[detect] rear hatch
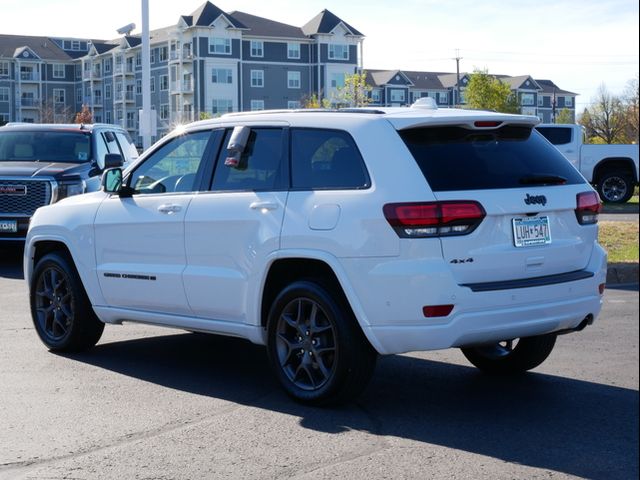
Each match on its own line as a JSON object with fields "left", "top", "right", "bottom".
{"left": 394, "top": 122, "right": 598, "bottom": 285}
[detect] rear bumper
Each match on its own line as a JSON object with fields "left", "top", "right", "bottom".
{"left": 342, "top": 244, "right": 607, "bottom": 355}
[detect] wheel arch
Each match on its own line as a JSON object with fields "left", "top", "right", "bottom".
{"left": 259, "top": 253, "right": 383, "bottom": 353}
{"left": 593, "top": 157, "right": 638, "bottom": 184}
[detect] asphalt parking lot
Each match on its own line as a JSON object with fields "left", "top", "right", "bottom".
{"left": 0, "top": 246, "right": 638, "bottom": 480}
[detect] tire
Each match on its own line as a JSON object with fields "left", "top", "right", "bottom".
{"left": 461, "top": 334, "right": 557, "bottom": 375}
{"left": 30, "top": 252, "right": 104, "bottom": 352}
{"left": 266, "top": 280, "right": 377, "bottom": 406}
{"left": 597, "top": 171, "right": 635, "bottom": 204}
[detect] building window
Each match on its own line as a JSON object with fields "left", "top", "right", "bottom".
{"left": 250, "top": 100, "right": 264, "bottom": 111}
{"left": 76, "top": 88, "right": 82, "bottom": 103}
{"left": 371, "top": 89, "right": 381, "bottom": 103}
{"left": 212, "top": 99, "right": 233, "bottom": 114}
{"left": 287, "top": 71, "right": 301, "bottom": 89}
{"left": 390, "top": 89, "right": 405, "bottom": 102}
{"left": 0, "top": 87, "right": 9, "bottom": 102}
{"left": 565, "top": 96, "right": 573, "bottom": 107}
{"left": 53, "top": 89, "right": 66, "bottom": 104}
{"left": 521, "top": 93, "right": 535, "bottom": 106}
{"left": 105, "top": 111, "right": 111, "bottom": 123}
{"left": 412, "top": 91, "right": 423, "bottom": 102}
{"left": 159, "top": 47, "right": 168, "bottom": 62}
{"left": 438, "top": 92, "right": 448, "bottom": 104}
{"left": 537, "top": 95, "right": 543, "bottom": 107}
{"left": 53, "top": 64, "right": 65, "bottom": 79}
{"left": 250, "top": 40, "right": 263, "bottom": 57}
{"left": 330, "top": 73, "right": 345, "bottom": 88}
{"left": 150, "top": 49, "right": 156, "bottom": 64}
{"left": 160, "top": 104, "right": 169, "bottom": 120}
{"left": 160, "top": 75, "right": 169, "bottom": 91}
{"left": 210, "top": 37, "right": 231, "bottom": 55}
{"left": 212, "top": 68, "right": 232, "bottom": 84}
{"left": 136, "top": 79, "right": 142, "bottom": 95}
{"left": 0, "top": 62, "right": 8, "bottom": 77}
{"left": 150, "top": 77, "right": 155, "bottom": 93}
{"left": 104, "top": 59, "right": 111, "bottom": 73}
{"left": 251, "top": 70, "right": 264, "bottom": 88}
{"left": 287, "top": 101, "right": 300, "bottom": 109}
{"left": 71, "top": 40, "right": 80, "bottom": 50}
{"left": 136, "top": 52, "right": 142, "bottom": 67}
{"left": 328, "top": 44, "right": 349, "bottom": 60}
{"left": 287, "top": 43, "right": 300, "bottom": 59}
{"left": 105, "top": 84, "right": 112, "bottom": 99}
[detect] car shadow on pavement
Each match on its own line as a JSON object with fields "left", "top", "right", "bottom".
{"left": 63, "top": 332, "right": 639, "bottom": 480}
{"left": 0, "top": 246, "right": 24, "bottom": 280}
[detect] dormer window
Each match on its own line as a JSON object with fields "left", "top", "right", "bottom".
{"left": 328, "top": 44, "right": 349, "bottom": 60}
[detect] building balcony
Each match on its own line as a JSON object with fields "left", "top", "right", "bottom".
{"left": 169, "top": 49, "right": 194, "bottom": 63}
{"left": 113, "top": 65, "right": 135, "bottom": 76}
{"left": 170, "top": 80, "right": 194, "bottom": 94}
{"left": 82, "top": 69, "right": 102, "bottom": 81}
{"left": 114, "top": 91, "right": 135, "bottom": 103}
{"left": 20, "top": 72, "right": 39, "bottom": 82}
{"left": 20, "top": 98, "right": 40, "bottom": 108}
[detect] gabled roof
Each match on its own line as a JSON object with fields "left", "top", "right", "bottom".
{"left": 91, "top": 41, "right": 117, "bottom": 55}
{"left": 402, "top": 71, "right": 451, "bottom": 90}
{"left": 535, "top": 79, "right": 578, "bottom": 96}
{"left": 497, "top": 74, "right": 539, "bottom": 90}
{"left": 0, "top": 34, "right": 72, "bottom": 61}
{"left": 302, "top": 9, "right": 363, "bottom": 36}
{"left": 229, "top": 11, "right": 307, "bottom": 39}
{"left": 366, "top": 70, "right": 413, "bottom": 87}
{"left": 124, "top": 36, "right": 142, "bottom": 48}
{"left": 188, "top": 1, "right": 246, "bottom": 29}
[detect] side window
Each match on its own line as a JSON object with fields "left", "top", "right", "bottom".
{"left": 129, "top": 131, "right": 212, "bottom": 194}
{"left": 536, "top": 127, "right": 572, "bottom": 145}
{"left": 290, "top": 129, "right": 369, "bottom": 190}
{"left": 94, "top": 134, "right": 109, "bottom": 169}
{"left": 211, "top": 128, "right": 285, "bottom": 191}
{"left": 103, "top": 131, "right": 121, "bottom": 154}
{"left": 114, "top": 131, "right": 139, "bottom": 162}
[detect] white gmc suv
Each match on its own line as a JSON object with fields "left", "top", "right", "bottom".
{"left": 24, "top": 101, "right": 607, "bottom": 405}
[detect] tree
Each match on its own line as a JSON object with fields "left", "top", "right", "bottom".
{"left": 332, "top": 72, "right": 372, "bottom": 107}
{"left": 621, "top": 75, "right": 639, "bottom": 143}
{"left": 74, "top": 104, "right": 93, "bottom": 124}
{"left": 555, "top": 108, "right": 574, "bottom": 124}
{"left": 464, "top": 69, "right": 520, "bottom": 114}
{"left": 39, "top": 98, "right": 73, "bottom": 123}
{"left": 301, "top": 92, "right": 331, "bottom": 109}
{"left": 578, "top": 83, "right": 626, "bottom": 144}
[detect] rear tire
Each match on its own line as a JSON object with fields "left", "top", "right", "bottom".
{"left": 597, "top": 171, "right": 635, "bottom": 203}
{"left": 266, "top": 280, "right": 376, "bottom": 406}
{"left": 30, "top": 252, "right": 104, "bottom": 352}
{"left": 461, "top": 334, "right": 557, "bottom": 374}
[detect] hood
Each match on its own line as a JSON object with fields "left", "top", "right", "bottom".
{"left": 0, "top": 161, "right": 90, "bottom": 178}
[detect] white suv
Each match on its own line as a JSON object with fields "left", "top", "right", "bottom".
{"left": 24, "top": 103, "right": 607, "bottom": 405}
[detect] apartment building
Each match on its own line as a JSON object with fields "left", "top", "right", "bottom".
{"left": 365, "top": 70, "right": 577, "bottom": 122}
{"left": 0, "top": 1, "right": 363, "bottom": 142}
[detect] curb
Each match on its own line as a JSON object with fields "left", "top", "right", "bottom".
{"left": 606, "top": 263, "right": 639, "bottom": 285}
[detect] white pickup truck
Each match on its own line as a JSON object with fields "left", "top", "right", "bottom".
{"left": 536, "top": 124, "right": 639, "bottom": 203}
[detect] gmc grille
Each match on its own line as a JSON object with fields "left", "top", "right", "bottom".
{"left": 0, "top": 179, "right": 53, "bottom": 216}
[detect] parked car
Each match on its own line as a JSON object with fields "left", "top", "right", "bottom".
{"left": 0, "top": 123, "right": 138, "bottom": 242}
{"left": 24, "top": 103, "right": 607, "bottom": 405}
{"left": 535, "top": 123, "right": 639, "bottom": 203}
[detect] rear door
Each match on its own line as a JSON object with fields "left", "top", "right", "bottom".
{"left": 398, "top": 124, "right": 595, "bottom": 285}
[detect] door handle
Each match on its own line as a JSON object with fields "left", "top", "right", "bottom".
{"left": 157, "top": 204, "right": 182, "bottom": 214}
{"left": 250, "top": 201, "right": 278, "bottom": 211}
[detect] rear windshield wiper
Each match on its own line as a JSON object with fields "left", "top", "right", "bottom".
{"left": 519, "top": 174, "right": 567, "bottom": 186}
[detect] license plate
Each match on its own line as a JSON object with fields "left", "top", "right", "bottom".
{"left": 0, "top": 219, "right": 18, "bottom": 233}
{"left": 512, "top": 216, "right": 551, "bottom": 247}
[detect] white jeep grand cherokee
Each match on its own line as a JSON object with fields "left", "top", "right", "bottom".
{"left": 24, "top": 101, "right": 607, "bottom": 405}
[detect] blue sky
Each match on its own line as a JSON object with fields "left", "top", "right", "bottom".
{"left": 2, "top": 0, "right": 638, "bottom": 111}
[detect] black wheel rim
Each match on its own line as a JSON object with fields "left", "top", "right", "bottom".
{"left": 34, "top": 266, "right": 73, "bottom": 341}
{"left": 476, "top": 339, "right": 519, "bottom": 359}
{"left": 602, "top": 176, "right": 627, "bottom": 202}
{"left": 275, "top": 297, "right": 337, "bottom": 391}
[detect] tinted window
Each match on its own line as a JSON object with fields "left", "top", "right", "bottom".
{"left": 114, "top": 132, "right": 139, "bottom": 161}
{"left": 290, "top": 128, "right": 369, "bottom": 190}
{"left": 0, "top": 131, "right": 91, "bottom": 163}
{"left": 399, "top": 126, "right": 585, "bottom": 192}
{"left": 536, "top": 126, "right": 573, "bottom": 145}
{"left": 129, "top": 131, "right": 212, "bottom": 194}
{"left": 211, "top": 128, "right": 285, "bottom": 191}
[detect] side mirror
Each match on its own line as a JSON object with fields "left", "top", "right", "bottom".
{"left": 104, "top": 153, "right": 124, "bottom": 169}
{"left": 102, "top": 168, "right": 123, "bottom": 193}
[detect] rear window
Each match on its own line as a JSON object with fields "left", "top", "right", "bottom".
{"left": 0, "top": 130, "right": 91, "bottom": 163}
{"left": 536, "top": 126, "right": 573, "bottom": 145}
{"left": 398, "top": 125, "right": 585, "bottom": 192}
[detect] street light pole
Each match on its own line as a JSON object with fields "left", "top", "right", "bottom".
{"left": 141, "top": 0, "right": 151, "bottom": 150}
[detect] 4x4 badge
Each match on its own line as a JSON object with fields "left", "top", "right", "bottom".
{"left": 524, "top": 193, "right": 547, "bottom": 206}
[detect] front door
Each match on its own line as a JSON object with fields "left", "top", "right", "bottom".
{"left": 94, "top": 130, "right": 214, "bottom": 315}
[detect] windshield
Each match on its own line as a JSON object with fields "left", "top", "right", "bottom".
{"left": 0, "top": 130, "right": 92, "bottom": 163}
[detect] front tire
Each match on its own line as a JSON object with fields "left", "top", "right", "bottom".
{"left": 30, "top": 252, "right": 104, "bottom": 352}
{"left": 266, "top": 280, "right": 376, "bottom": 406}
{"left": 597, "top": 171, "right": 635, "bottom": 203}
{"left": 461, "top": 334, "right": 557, "bottom": 374}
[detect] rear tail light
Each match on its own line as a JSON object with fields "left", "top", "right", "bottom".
{"left": 423, "top": 304, "right": 454, "bottom": 317}
{"left": 383, "top": 201, "right": 485, "bottom": 238}
{"left": 576, "top": 191, "right": 601, "bottom": 225}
